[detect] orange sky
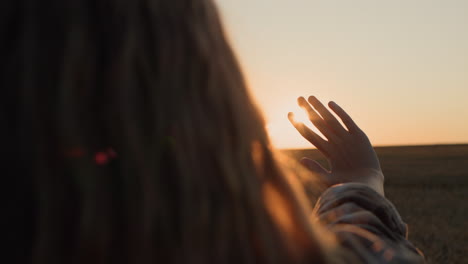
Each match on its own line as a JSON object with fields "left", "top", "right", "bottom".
{"left": 218, "top": 0, "right": 468, "bottom": 149}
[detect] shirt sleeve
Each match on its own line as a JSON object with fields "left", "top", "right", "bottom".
{"left": 313, "top": 183, "right": 426, "bottom": 264}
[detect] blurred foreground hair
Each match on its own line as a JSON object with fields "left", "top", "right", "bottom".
{"left": 2, "top": 0, "right": 331, "bottom": 263}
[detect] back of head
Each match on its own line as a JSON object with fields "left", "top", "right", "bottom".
{"left": 1, "top": 1, "right": 328, "bottom": 263}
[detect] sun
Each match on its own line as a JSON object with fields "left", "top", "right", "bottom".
{"left": 265, "top": 103, "right": 322, "bottom": 149}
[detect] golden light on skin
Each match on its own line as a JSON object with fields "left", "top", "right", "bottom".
{"left": 266, "top": 102, "right": 326, "bottom": 150}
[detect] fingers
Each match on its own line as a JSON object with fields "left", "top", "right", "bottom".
{"left": 297, "top": 97, "right": 339, "bottom": 141}
{"left": 288, "top": 112, "right": 332, "bottom": 158}
{"left": 328, "top": 101, "right": 360, "bottom": 133}
{"left": 307, "top": 96, "right": 348, "bottom": 136}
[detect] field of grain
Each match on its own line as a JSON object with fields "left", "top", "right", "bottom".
{"left": 282, "top": 144, "right": 468, "bottom": 264}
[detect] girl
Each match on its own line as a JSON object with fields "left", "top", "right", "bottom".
{"left": 2, "top": 0, "right": 424, "bottom": 263}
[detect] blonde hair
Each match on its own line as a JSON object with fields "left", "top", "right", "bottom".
{"left": 2, "top": 0, "right": 342, "bottom": 263}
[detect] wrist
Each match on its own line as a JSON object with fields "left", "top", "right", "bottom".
{"left": 358, "top": 168, "right": 385, "bottom": 196}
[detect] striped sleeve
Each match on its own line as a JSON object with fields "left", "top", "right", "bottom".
{"left": 314, "top": 183, "right": 425, "bottom": 264}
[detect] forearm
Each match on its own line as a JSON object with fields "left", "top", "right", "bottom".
{"left": 314, "top": 183, "right": 425, "bottom": 263}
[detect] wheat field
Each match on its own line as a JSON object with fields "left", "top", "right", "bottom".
{"left": 282, "top": 144, "right": 468, "bottom": 264}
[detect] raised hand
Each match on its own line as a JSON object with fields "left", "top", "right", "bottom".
{"left": 288, "top": 96, "right": 384, "bottom": 196}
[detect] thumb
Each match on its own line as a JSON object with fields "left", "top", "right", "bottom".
{"left": 300, "top": 158, "right": 329, "bottom": 176}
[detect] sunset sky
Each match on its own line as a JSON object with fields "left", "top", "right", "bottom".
{"left": 217, "top": 0, "right": 468, "bottom": 149}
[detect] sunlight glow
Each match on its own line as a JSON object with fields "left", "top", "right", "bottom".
{"left": 265, "top": 103, "right": 324, "bottom": 149}
{"left": 219, "top": 0, "right": 468, "bottom": 148}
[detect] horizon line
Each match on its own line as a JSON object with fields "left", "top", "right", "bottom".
{"left": 278, "top": 142, "right": 468, "bottom": 151}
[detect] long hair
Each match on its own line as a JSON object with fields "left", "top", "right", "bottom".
{"left": 1, "top": 0, "right": 332, "bottom": 263}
